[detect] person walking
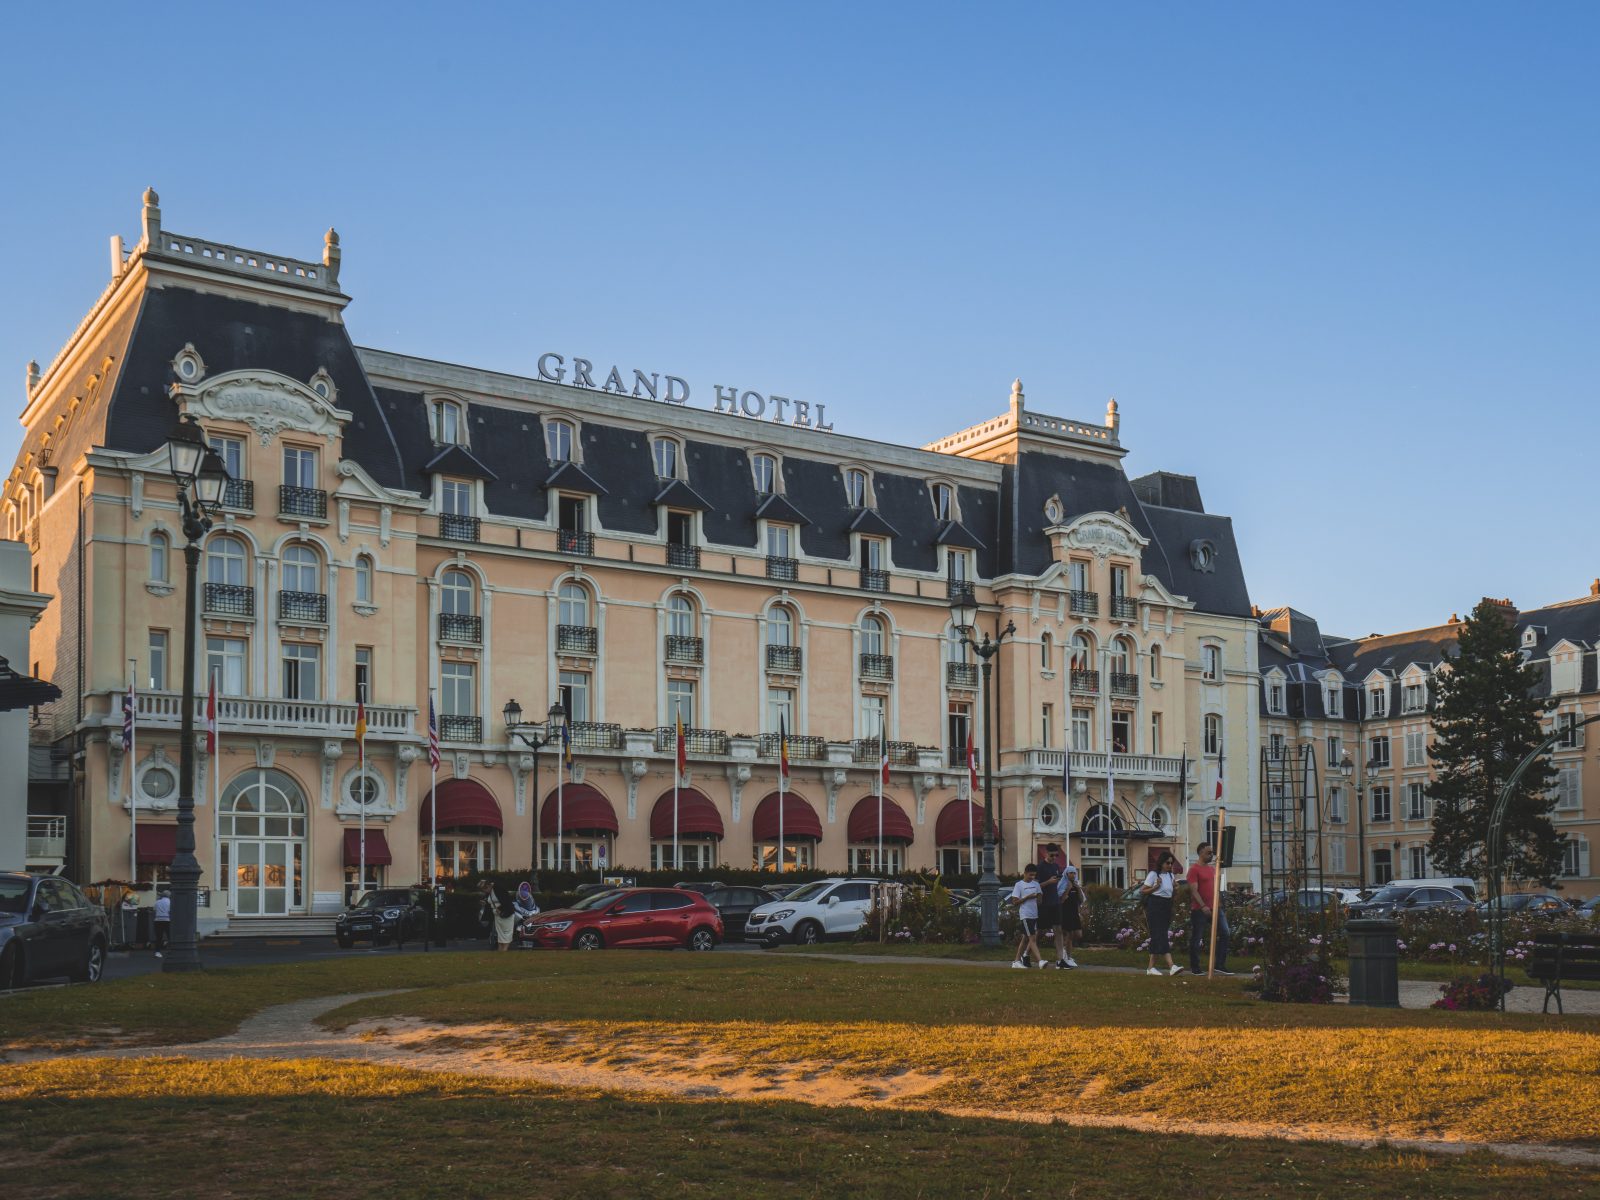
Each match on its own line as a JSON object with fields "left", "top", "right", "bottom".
{"left": 1186, "top": 841, "right": 1233, "bottom": 976}
{"left": 1034, "top": 856, "right": 1063, "bottom": 967}
{"left": 1055, "top": 858, "right": 1084, "bottom": 969}
{"left": 1006, "top": 862, "right": 1045, "bottom": 969}
{"left": 1140, "top": 852, "right": 1183, "bottom": 976}
{"left": 152, "top": 888, "right": 171, "bottom": 958}
{"left": 479, "top": 880, "right": 514, "bottom": 952}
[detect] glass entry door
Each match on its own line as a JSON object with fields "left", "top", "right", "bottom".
{"left": 220, "top": 769, "right": 308, "bottom": 916}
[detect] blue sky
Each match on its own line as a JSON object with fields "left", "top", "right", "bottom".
{"left": 2, "top": 3, "right": 1595, "bottom": 636}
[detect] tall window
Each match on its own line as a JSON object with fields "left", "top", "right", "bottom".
{"left": 931, "top": 482, "right": 952, "bottom": 521}
{"left": 767, "top": 686, "right": 795, "bottom": 733}
{"left": 767, "top": 605, "right": 794, "bottom": 647}
{"left": 1069, "top": 560, "right": 1090, "bottom": 592}
{"left": 1203, "top": 713, "right": 1221, "bottom": 756}
{"left": 860, "top": 537, "right": 885, "bottom": 571}
{"left": 1326, "top": 786, "right": 1346, "bottom": 824}
{"left": 282, "top": 643, "right": 320, "bottom": 701}
{"left": 354, "top": 647, "right": 372, "bottom": 704}
{"left": 1402, "top": 683, "right": 1426, "bottom": 712}
{"left": 433, "top": 399, "right": 465, "bottom": 445}
{"left": 440, "top": 661, "right": 476, "bottom": 716}
{"left": 667, "top": 678, "right": 696, "bottom": 726}
{"left": 283, "top": 445, "right": 317, "bottom": 489}
{"left": 148, "top": 631, "right": 169, "bottom": 691}
{"left": 1406, "top": 782, "right": 1428, "bottom": 821}
{"left": 751, "top": 453, "right": 776, "bottom": 495}
{"left": 1149, "top": 644, "right": 1161, "bottom": 681}
{"left": 1404, "top": 730, "right": 1426, "bottom": 767}
{"left": 1370, "top": 786, "right": 1392, "bottom": 823}
{"left": 149, "top": 532, "right": 170, "bottom": 583}
{"left": 1327, "top": 735, "right": 1343, "bottom": 768}
{"left": 1267, "top": 680, "right": 1285, "bottom": 714}
{"left": 1110, "top": 636, "right": 1133, "bottom": 675}
{"left": 1325, "top": 685, "right": 1342, "bottom": 717}
{"left": 1407, "top": 846, "right": 1428, "bottom": 879}
{"left": 441, "top": 479, "right": 472, "bottom": 516}
{"left": 1201, "top": 645, "right": 1221, "bottom": 681}
{"left": 1040, "top": 632, "right": 1053, "bottom": 672}
{"left": 1040, "top": 703, "right": 1053, "bottom": 747}
{"left": 282, "top": 545, "right": 320, "bottom": 594}
{"left": 1371, "top": 848, "right": 1393, "bottom": 885}
{"left": 1554, "top": 765, "right": 1582, "bottom": 812}
{"left": 844, "top": 468, "right": 868, "bottom": 507}
{"left": 1071, "top": 707, "right": 1092, "bottom": 751}
{"left": 667, "top": 593, "right": 695, "bottom": 638}
{"left": 1555, "top": 712, "right": 1581, "bottom": 750}
{"left": 1269, "top": 732, "right": 1286, "bottom": 760}
{"left": 206, "top": 637, "right": 246, "bottom": 695}
{"left": 1110, "top": 711, "right": 1131, "bottom": 754}
{"left": 1369, "top": 686, "right": 1389, "bottom": 718}
{"left": 1149, "top": 711, "right": 1162, "bottom": 754}
{"left": 1110, "top": 565, "right": 1130, "bottom": 599}
{"left": 860, "top": 613, "right": 887, "bottom": 657}
{"left": 652, "top": 438, "right": 679, "bottom": 480}
{"left": 207, "top": 534, "right": 248, "bottom": 585}
{"left": 948, "top": 549, "right": 971, "bottom": 583}
{"left": 208, "top": 435, "right": 244, "bottom": 480}
{"left": 558, "top": 670, "right": 590, "bottom": 722}
{"left": 1070, "top": 632, "right": 1093, "bottom": 671}
{"left": 947, "top": 702, "right": 972, "bottom": 766}
{"left": 1369, "top": 735, "right": 1391, "bottom": 768}
{"left": 861, "top": 692, "right": 886, "bottom": 738}
{"left": 546, "top": 419, "right": 574, "bottom": 463}
{"left": 441, "top": 569, "right": 475, "bottom": 616}
{"left": 354, "top": 555, "right": 374, "bottom": 604}
{"left": 558, "top": 582, "right": 591, "bottom": 627}
{"left": 766, "top": 523, "right": 794, "bottom": 558}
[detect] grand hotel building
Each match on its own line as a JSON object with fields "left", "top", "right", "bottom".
{"left": 7, "top": 192, "right": 1262, "bottom": 930}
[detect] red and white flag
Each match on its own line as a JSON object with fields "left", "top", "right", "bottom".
{"left": 879, "top": 724, "right": 890, "bottom": 788}
{"left": 205, "top": 672, "right": 218, "bottom": 756}
{"left": 966, "top": 727, "right": 978, "bottom": 794}
{"left": 1215, "top": 742, "right": 1225, "bottom": 802}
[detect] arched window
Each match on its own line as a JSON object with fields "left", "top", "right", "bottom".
{"left": 545, "top": 419, "right": 574, "bottom": 464}
{"left": 149, "top": 532, "right": 170, "bottom": 583}
{"left": 860, "top": 613, "right": 887, "bottom": 657}
{"left": 354, "top": 555, "right": 374, "bottom": 604}
{"left": 441, "top": 569, "right": 475, "bottom": 615}
{"left": 1204, "top": 713, "right": 1222, "bottom": 756}
{"left": 945, "top": 628, "right": 966, "bottom": 664}
{"left": 206, "top": 534, "right": 248, "bottom": 586}
{"left": 844, "top": 468, "right": 868, "bottom": 507}
{"left": 558, "top": 581, "right": 591, "bottom": 627}
{"left": 1150, "top": 806, "right": 1169, "bottom": 831}
{"left": 1070, "top": 631, "right": 1094, "bottom": 671}
{"left": 751, "top": 453, "right": 777, "bottom": 495}
{"left": 667, "top": 593, "right": 695, "bottom": 638}
{"left": 281, "top": 544, "right": 320, "bottom": 594}
{"left": 1149, "top": 644, "right": 1162, "bottom": 681}
{"left": 931, "top": 482, "right": 953, "bottom": 521}
{"left": 651, "top": 437, "right": 680, "bottom": 480}
{"left": 1040, "top": 631, "right": 1053, "bottom": 672}
{"left": 767, "top": 604, "right": 795, "bottom": 647}
{"left": 1110, "top": 636, "right": 1134, "bottom": 675}
{"left": 432, "top": 399, "right": 465, "bottom": 446}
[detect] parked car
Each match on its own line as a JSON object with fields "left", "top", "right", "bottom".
{"left": 744, "top": 879, "right": 877, "bottom": 947}
{"left": 1347, "top": 883, "right": 1474, "bottom": 920}
{"left": 673, "top": 881, "right": 722, "bottom": 895}
{"left": 765, "top": 883, "right": 809, "bottom": 900}
{"left": 1473, "top": 892, "right": 1571, "bottom": 918}
{"left": 0, "top": 872, "right": 112, "bottom": 987}
{"left": 335, "top": 887, "right": 430, "bottom": 948}
{"left": 1577, "top": 896, "right": 1600, "bottom": 921}
{"left": 1257, "top": 888, "right": 1349, "bottom": 915}
{"left": 574, "top": 882, "right": 625, "bottom": 899}
{"left": 703, "top": 886, "right": 779, "bottom": 938}
{"left": 1386, "top": 876, "right": 1477, "bottom": 902}
{"left": 521, "top": 887, "right": 722, "bottom": 951}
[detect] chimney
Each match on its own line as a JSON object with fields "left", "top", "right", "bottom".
{"left": 109, "top": 235, "right": 124, "bottom": 279}
{"left": 1590, "top": 579, "right": 1600, "bottom": 597}
{"left": 1480, "top": 597, "right": 1519, "bottom": 624}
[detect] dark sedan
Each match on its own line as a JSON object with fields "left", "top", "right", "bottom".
{"left": 1348, "top": 883, "right": 1473, "bottom": 920}
{"left": 1473, "top": 892, "right": 1571, "bottom": 918}
{"left": 703, "top": 885, "right": 779, "bottom": 937}
{"left": 0, "top": 872, "right": 112, "bottom": 987}
{"left": 335, "top": 887, "right": 430, "bottom": 948}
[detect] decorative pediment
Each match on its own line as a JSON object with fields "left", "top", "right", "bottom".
{"left": 1049, "top": 511, "right": 1148, "bottom": 562}
{"left": 174, "top": 369, "right": 352, "bottom": 447}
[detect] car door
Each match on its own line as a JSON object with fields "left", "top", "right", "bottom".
{"left": 650, "top": 891, "right": 697, "bottom": 946}
{"left": 601, "top": 893, "right": 656, "bottom": 946}
{"left": 31, "top": 879, "right": 76, "bottom": 979}
{"left": 825, "top": 883, "right": 873, "bottom": 936}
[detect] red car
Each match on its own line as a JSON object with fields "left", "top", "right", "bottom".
{"left": 521, "top": 887, "right": 723, "bottom": 951}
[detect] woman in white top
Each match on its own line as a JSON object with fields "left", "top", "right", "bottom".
{"left": 1140, "top": 851, "right": 1183, "bottom": 976}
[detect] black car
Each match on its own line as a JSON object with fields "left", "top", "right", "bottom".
{"left": 0, "top": 872, "right": 112, "bottom": 987}
{"left": 673, "top": 881, "right": 723, "bottom": 895}
{"left": 335, "top": 887, "right": 429, "bottom": 948}
{"left": 1347, "top": 883, "right": 1473, "bottom": 920}
{"left": 1473, "top": 892, "right": 1571, "bottom": 918}
{"left": 703, "top": 885, "right": 779, "bottom": 937}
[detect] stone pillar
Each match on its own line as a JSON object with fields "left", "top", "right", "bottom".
{"left": 0, "top": 539, "right": 52, "bottom": 870}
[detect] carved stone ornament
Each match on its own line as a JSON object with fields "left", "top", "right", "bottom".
{"left": 626, "top": 759, "right": 649, "bottom": 819}
{"left": 175, "top": 370, "right": 352, "bottom": 447}
{"left": 255, "top": 740, "right": 276, "bottom": 769}
{"left": 1059, "top": 512, "right": 1147, "bottom": 561}
{"left": 1043, "top": 493, "right": 1065, "bottom": 526}
{"left": 824, "top": 768, "right": 847, "bottom": 821}
{"left": 726, "top": 763, "right": 751, "bottom": 822}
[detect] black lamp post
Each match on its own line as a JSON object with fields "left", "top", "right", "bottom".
{"left": 950, "top": 590, "right": 1014, "bottom": 948}
{"left": 1339, "top": 752, "right": 1366, "bottom": 890}
{"left": 503, "top": 698, "right": 566, "bottom": 873}
{"left": 161, "top": 413, "right": 230, "bottom": 973}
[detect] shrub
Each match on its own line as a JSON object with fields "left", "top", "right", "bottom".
{"left": 1433, "top": 972, "right": 1514, "bottom": 1011}
{"left": 857, "top": 880, "right": 977, "bottom": 945}
{"left": 1257, "top": 962, "right": 1336, "bottom": 1004}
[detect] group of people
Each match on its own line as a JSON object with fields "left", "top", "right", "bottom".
{"left": 1005, "top": 841, "right": 1232, "bottom": 976}
{"left": 478, "top": 879, "right": 541, "bottom": 950}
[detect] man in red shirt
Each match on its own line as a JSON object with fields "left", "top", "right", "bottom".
{"left": 1186, "top": 842, "right": 1232, "bottom": 976}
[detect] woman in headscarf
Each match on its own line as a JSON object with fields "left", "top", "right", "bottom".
{"left": 514, "top": 881, "right": 540, "bottom": 918}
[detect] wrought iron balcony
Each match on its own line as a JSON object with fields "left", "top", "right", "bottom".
{"left": 667, "top": 543, "right": 701, "bottom": 569}
{"left": 438, "top": 612, "right": 482, "bottom": 644}
{"left": 203, "top": 582, "right": 255, "bottom": 618}
{"left": 557, "top": 530, "right": 594, "bottom": 556}
{"left": 278, "top": 485, "right": 328, "bottom": 520}
{"left": 948, "top": 743, "right": 970, "bottom": 768}
{"left": 568, "top": 721, "right": 622, "bottom": 750}
{"left": 1111, "top": 595, "right": 1137, "bottom": 620}
{"left": 656, "top": 725, "right": 730, "bottom": 756}
{"left": 1110, "top": 672, "right": 1139, "bottom": 697}
{"left": 440, "top": 513, "right": 480, "bottom": 542}
{"left": 766, "top": 555, "right": 798, "bottom": 582}
{"left": 759, "top": 731, "right": 826, "bottom": 760}
{"left": 859, "top": 653, "right": 895, "bottom": 681}
{"left": 947, "top": 578, "right": 976, "bottom": 605}
{"left": 1070, "top": 669, "right": 1100, "bottom": 695}
{"left": 278, "top": 590, "right": 328, "bottom": 624}
{"left": 1069, "top": 590, "right": 1098, "bottom": 616}
{"left": 664, "top": 634, "right": 703, "bottom": 665}
{"left": 557, "top": 625, "right": 598, "bottom": 655}
{"left": 946, "top": 661, "right": 978, "bottom": 689}
{"left": 438, "top": 714, "right": 482, "bottom": 743}
{"left": 221, "top": 478, "right": 254, "bottom": 511}
{"left": 859, "top": 567, "right": 888, "bottom": 593}
{"left": 852, "top": 738, "right": 918, "bottom": 766}
{"left": 766, "top": 644, "right": 802, "bottom": 673}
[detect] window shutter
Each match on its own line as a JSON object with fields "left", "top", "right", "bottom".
{"left": 1580, "top": 839, "right": 1591, "bottom": 878}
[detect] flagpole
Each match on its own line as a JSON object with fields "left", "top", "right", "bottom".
{"left": 358, "top": 685, "right": 367, "bottom": 901}
{"left": 211, "top": 667, "right": 221, "bottom": 909}
{"left": 673, "top": 715, "right": 682, "bottom": 873}
{"left": 557, "top": 732, "right": 565, "bottom": 873}
{"left": 429, "top": 690, "right": 438, "bottom": 888}
{"left": 128, "top": 660, "right": 137, "bottom": 887}
{"left": 877, "top": 718, "right": 885, "bottom": 876}
{"left": 967, "top": 728, "right": 976, "bottom": 874}
{"left": 778, "top": 717, "right": 786, "bottom": 874}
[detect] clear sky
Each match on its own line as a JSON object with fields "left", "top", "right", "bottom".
{"left": 2, "top": 3, "right": 1595, "bottom": 637}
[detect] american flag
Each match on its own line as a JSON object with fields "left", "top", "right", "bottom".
{"left": 123, "top": 679, "right": 135, "bottom": 748}
{"left": 427, "top": 696, "right": 440, "bottom": 770}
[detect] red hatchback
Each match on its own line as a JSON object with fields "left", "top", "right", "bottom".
{"left": 522, "top": 887, "right": 723, "bottom": 951}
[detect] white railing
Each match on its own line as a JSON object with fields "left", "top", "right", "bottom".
{"left": 159, "top": 232, "right": 331, "bottom": 288}
{"left": 1027, "top": 749, "right": 1185, "bottom": 781}
{"left": 26, "top": 815, "right": 66, "bottom": 861}
{"left": 1020, "top": 411, "right": 1118, "bottom": 444}
{"left": 119, "top": 691, "right": 414, "bottom": 738}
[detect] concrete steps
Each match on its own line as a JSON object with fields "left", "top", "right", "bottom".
{"left": 209, "top": 916, "right": 340, "bottom": 939}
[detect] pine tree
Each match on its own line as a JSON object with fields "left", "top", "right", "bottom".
{"left": 1426, "top": 600, "right": 1566, "bottom": 886}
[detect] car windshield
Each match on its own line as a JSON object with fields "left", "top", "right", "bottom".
{"left": 782, "top": 882, "right": 834, "bottom": 904}
{"left": 568, "top": 890, "right": 623, "bottom": 911}
{"left": 352, "top": 890, "right": 412, "bottom": 909}
{"left": 0, "top": 878, "right": 30, "bottom": 914}
{"left": 1366, "top": 886, "right": 1413, "bottom": 904}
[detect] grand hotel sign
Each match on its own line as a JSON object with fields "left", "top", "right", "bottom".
{"left": 536, "top": 352, "right": 836, "bottom": 432}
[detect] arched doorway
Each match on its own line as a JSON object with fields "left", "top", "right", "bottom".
{"left": 220, "top": 769, "right": 308, "bottom": 915}
{"left": 1080, "top": 802, "right": 1127, "bottom": 888}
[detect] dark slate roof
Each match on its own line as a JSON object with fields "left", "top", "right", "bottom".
{"left": 422, "top": 443, "right": 498, "bottom": 480}
{"left": 1138, "top": 505, "right": 1253, "bottom": 619}
{"left": 652, "top": 479, "right": 712, "bottom": 511}
{"left": 545, "top": 461, "right": 608, "bottom": 496}
{"left": 848, "top": 508, "right": 900, "bottom": 538}
{"left": 1129, "top": 471, "right": 1205, "bottom": 513}
{"left": 935, "top": 520, "right": 985, "bottom": 550}
{"left": 755, "top": 494, "right": 810, "bottom": 526}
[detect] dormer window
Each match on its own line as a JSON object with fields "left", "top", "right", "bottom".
{"left": 1369, "top": 686, "right": 1389, "bottom": 718}
{"left": 1401, "top": 681, "right": 1427, "bottom": 713}
{"left": 1326, "top": 687, "right": 1342, "bottom": 718}
{"left": 931, "top": 482, "right": 953, "bottom": 521}
{"left": 844, "top": 468, "right": 868, "bottom": 508}
{"left": 546, "top": 419, "right": 575, "bottom": 464}
{"left": 432, "top": 399, "right": 466, "bottom": 446}
{"left": 652, "top": 437, "right": 680, "bottom": 481}
{"left": 751, "top": 453, "right": 777, "bottom": 496}
{"left": 1267, "top": 680, "right": 1285, "bottom": 715}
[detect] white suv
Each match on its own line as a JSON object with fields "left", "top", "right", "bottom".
{"left": 743, "top": 879, "right": 876, "bottom": 947}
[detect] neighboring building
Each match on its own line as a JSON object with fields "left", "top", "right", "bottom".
{"left": 0, "top": 538, "right": 54, "bottom": 870}
{"left": 5, "top": 192, "right": 1262, "bottom": 928}
{"left": 1256, "top": 593, "right": 1599, "bottom": 899}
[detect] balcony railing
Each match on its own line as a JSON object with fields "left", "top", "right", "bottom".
{"left": 760, "top": 732, "right": 826, "bottom": 761}
{"left": 438, "top": 714, "right": 482, "bottom": 743}
{"left": 859, "top": 653, "right": 895, "bottom": 681}
{"left": 278, "top": 485, "right": 328, "bottom": 520}
{"left": 26, "top": 815, "right": 66, "bottom": 863}
{"left": 1070, "top": 668, "right": 1100, "bottom": 695}
{"left": 1111, "top": 595, "right": 1137, "bottom": 620}
{"left": 557, "top": 625, "right": 598, "bottom": 655}
{"left": 557, "top": 530, "right": 594, "bottom": 556}
{"left": 1110, "top": 672, "right": 1140, "bottom": 697}
{"left": 664, "top": 634, "right": 703, "bottom": 665}
{"left": 203, "top": 582, "right": 255, "bottom": 618}
{"left": 440, "top": 513, "right": 480, "bottom": 542}
{"left": 1069, "top": 590, "right": 1098, "bottom": 616}
{"left": 766, "top": 644, "right": 802, "bottom": 673}
{"left": 568, "top": 721, "right": 622, "bottom": 751}
{"left": 852, "top": 738, "right": 918, "bottom": 766}
{"left": 221, "top": 478, "right": 254, "bottom": 511}
{"left": 438, "top": 612, "right": 482, "bottom": 643}
{"left": 948, "top": 743, "right": 970, "bottom": 768}
{"left": 859, "top": 567, "right": 888, "bottom": 593}
{"left": 766, "top": 555, "right": 798, "bottom": 582}
{"left": 947, "top": 579, "right": 975, "bottom": 604}
{"left": 121, "top": 690, "right": 415, "bottom": 738}
{"left": 667, "top": 543, "right": 701, "bottom": 569}
{"left": 946, "top": 661, "right": 978, "bottom": 689}
{"left": 1025, "top": 749, "right": 1186, "bottom": 782}
{"left": 655, "top": 726, "right": 731, "bottom": 756}
{"left": 278, "top": 590, "right": 328, "bottom": 624}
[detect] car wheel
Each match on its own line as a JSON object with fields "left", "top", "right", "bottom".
{"left": 336, "top": 934, "right": 354, "bottom": 949}
{"left": 688, "top": 927, "right": 716, "bottom": 952}
{"left": 794, "top": 921, "right": 822, "bottom": 946}
{"left": 574, "top": 930, "right": 603, "bottom": 951}
{"left": 0, "top": 944, "right": 21, "bottom": 989}
{"left": 72, "top": 938, "right": 107, "bottom": 984}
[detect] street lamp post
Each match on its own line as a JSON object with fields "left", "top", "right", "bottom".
{"left": 1339, "top": 752, "right": 1366, "bottom": 890}
{"left": 161, "top": 413, "right": 231, "bottom": 973}
{"left": 950, "top": 590, "right": 1014, "bottom": 948}
{"left": 502, "top": 698, "right": 567, "bottom": 873}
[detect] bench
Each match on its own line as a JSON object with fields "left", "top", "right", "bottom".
{"left": 1527, "top": 932, "right": 1600, "bottom": 1014}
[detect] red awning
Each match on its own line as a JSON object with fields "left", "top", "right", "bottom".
{"left": 540, "top": 783, "right": 619, "bottom": 836}
{"left": 649, "top": 789, "right": 725, "bottom": 840}
{"left": 750, "top": 792, "right": 823, "bottom": 842}
{"left": 135, "top": 824, "right": 177, "bottom": 864}
{"left": 847, "top": 796, "right": 914, "bottom": 844}
{"left": 342, "top": 828, "right": 393, "bottom": 867}
{"left": 417, "top": 778, "right": 504, "bottom": 833}
{"left": 935, "top": 799, "right": 988, "bottom": 846}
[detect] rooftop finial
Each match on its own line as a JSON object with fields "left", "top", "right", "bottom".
{"left": 143, "top": 187, "right": 159, "bottom": 207}
{"left": 1105, "top": 396, "right": 1120, "bottom": 436}
{"left": 325, "top": 227, "right": 340, "bottom": 248}
{"left": 140, "top": 187, "right": 162, "bottom": 249}
{"left": 25, "top": 360, "right": 40, "bottom": 394}
{"left": 322, "top": 227, "right": 342, "bottom": 286}
{"left": 1010, "top": 377, "right": 1024, "bottom": 416}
